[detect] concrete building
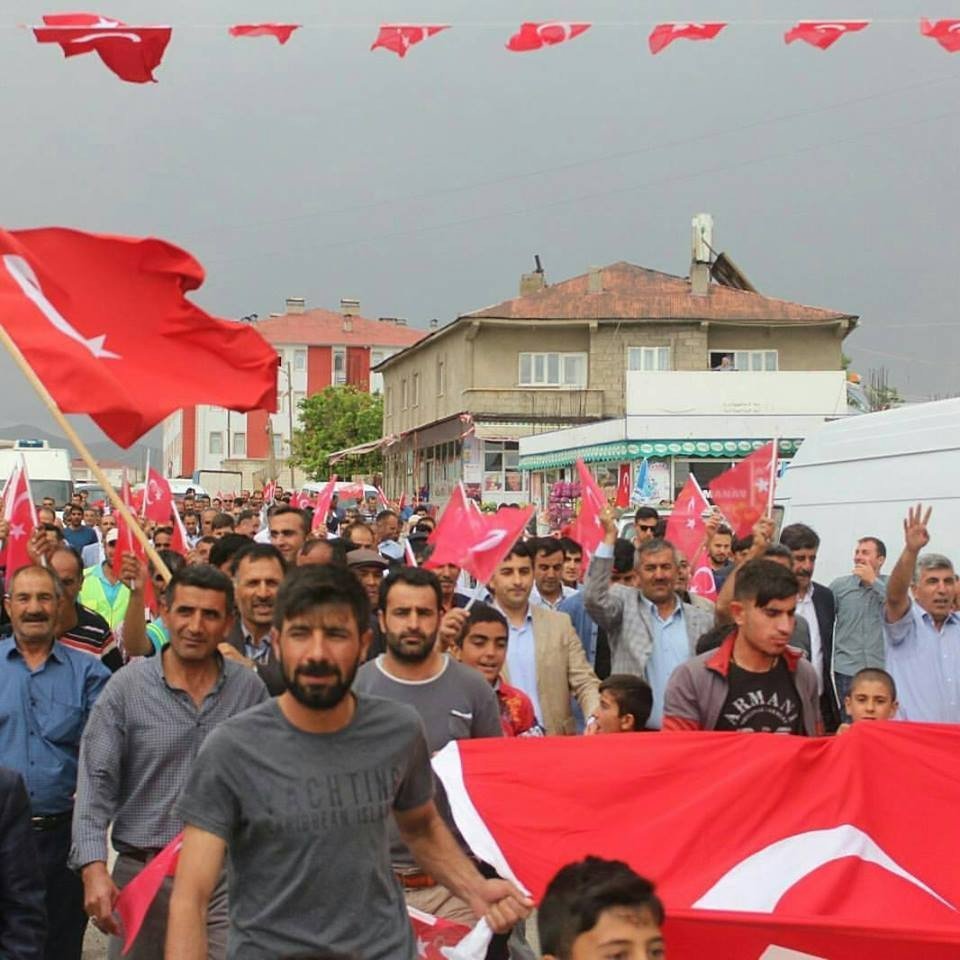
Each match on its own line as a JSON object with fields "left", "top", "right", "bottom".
{"left": 375, "top": 215, "right": 858, "bottom": 507}
{"left": 163, "top": 298, "right": 425, "bottom": 488}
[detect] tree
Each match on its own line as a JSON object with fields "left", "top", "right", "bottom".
{"left": 289, "top": 386, "right": 384, "bottom": 480}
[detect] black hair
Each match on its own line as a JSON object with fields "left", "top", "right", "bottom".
{"left": 238, "top": 509, "right": 257, "bottom": 524}
{"left": 268, "top": 505, "right": 308, "bottom": 535}
{"left": 164, "top": 563, "right": 234, "bottom": 612}
{"left": 634, "top": 506, "right": 659, "bottom": 524}
{"left": 612, "top": 538, "right": 636, "bottom": 574}
{"left": 50, "top": 545, "right": 83, "bottom": 577}
{"left": 197, "top": 535, "right": 217, "bottom": 547}
{"left": 599, "top": 675, "right": 653, "bottom": 730}
{"left": 763, "top": 543, "right": 795, "bottom": 563}
{"left": 209, "top": 533, "right": 254, "bottom": 570}
{"left": 732, "top": 534, "right": 754, "bottom": 554}
{"left": 299, "top": 537, "right": 348, "bottom": 567}
{"left": 42, "top": 523, "right": 64, "bottom": 540}
{"left": 733, "top": 559, "right": 799, "bottom": 607}
{"left": 273, "top": 564, "right": 370, "bottom": 634}
{"left": 858, "top": 536, "right": 887, "bottom": 559}
{"left": 230, "top": 542, "right": 287, "bottom": 576}
{"left": 531, "top": 537, "right": 564, "bottom": 560}
{"left": 539, "top": 857, "right": 664, "bottom": 959}
{"left": 153, "top": 550, "right": 186, "bottom": 579}
{"left": 375, "top": 509, "right": 399, "bottom": 524}
{"left": 713, "top": 524, "right": 733, "bottom": 539}
{"left": 454, "top": 602, "right": 508, "bottom": 647}
{"left": 503, "top": 539, "right": 533, "bottom": 563}
{"left": 779, "top": 522, "right": 820, "bottom": 551}
{"left": 211, "top": 513, "right": 236, "bottom": 531}
{"left": 849, "top": 667, "right": 897, "bottom": 701}
{"left": 378, "top": 565, "right": 442, "bottom": 613}
{"left": 557, "top": 536, "right": 582, "bottom": 558}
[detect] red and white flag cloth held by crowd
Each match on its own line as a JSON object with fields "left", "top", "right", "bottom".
{"left": 506, "top": 22, "right": 591, "bottom": 52}
{"left": 1, "top": 460, "right": 38, "bottom": 586}
{"left": 648, "top": 22, "right": 727, "bottom": 54}
{"left": 784, "top": 20, "right": 870, "bottom": 49}
{"left": 33, "top": 12, "right": 172, "bottom": 83}
{"left": 708, "top": 441, "right": 777, "bottom": 539}
{"left": 229, "top": 24, "right": 301, "bottom": 45}
{"left": 434, "top": 723, "right": 960, "bottom": 959}
{"left": 141, "top": 468, "right": 173, "bottom": 525}
{"left": 370, "top": 24, "right": 448, "bottom": 58}
{"left": 310, "top": 480, "right": 337, "bottom": 534}
{"left": 0, "top": 227, "right": 278, "bottom": 449}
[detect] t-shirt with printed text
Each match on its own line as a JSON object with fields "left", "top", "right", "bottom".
{"left": 713, "top": 657, "right": 805, "bottom": 734}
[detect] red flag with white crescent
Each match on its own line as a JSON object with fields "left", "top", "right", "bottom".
{"left": 142, "top": 468, "right": 173, "bottom": 524}
{"left": 371, "top": 24, "right": 448, "bottom": 58}
{"left": 1, "top": 460, "right": 39, "bottom": 586}
{"left": 505, "top": 22, "right": 591, "bottom": 52}
{"left": 228, "top": 24, "right": 300, "bottom": 45}
{"left": 648, "top": 21, "right": 727, "bottom": 55}
{"left": 433, "top": 725, "right": 960, "bottom": 958}
{"left": 784, "top": 21, "right": 870, "bottom": 49}
{"left": 568, "top": 459, "right": 607, "bottom": 566}
{"left": 920, "top": 18, "right": 960, "bottom": 52}
{"left": 615, "top": 464, "right": 631, "bottom": 509}
{"left": 665, "top": 475, "right": 709, "bottom": 564}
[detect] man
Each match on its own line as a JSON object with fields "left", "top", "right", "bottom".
{"left": 74, "top": 565, "right": 267, "bottom": 960}
{"left": 584, "top": 508, "right": 713, "bottom": 729}
{"left": 49, "top": 547, "right": 122, "bottom": 673}
{"left": 375, "top": 508, "right": 401, "bottom": 545}
{"left": 234, "top": 509, "right": 259, "bottom": 538}
{"left": 210, "top": 513, "right": 235, "bottom": 539}
{"left": 883, "top": 504, "right": 960, "bottom": 723}
{"left": 81, "top": 513, "right": 115, "bottom": 570}
{"left": 530, "top": 539, "right": 577, "bottom": 610}
{"left": 167, "top": 565, "right": 530, "bottom": 960}
{"left": 663, "top": 559, "right": 821, "bottom": 735}
{"left": 268, "top": 505, "right": 308, "bottom": 565}
{"left": 208, "top": 534, "right": 251, "bottom": 576}
{"left": 344, "top": 522, "right": 376, "bottom": 549}
{"left": 431, "top": 559, "right": 469, "bottom": 613}
{"left": 559, "top": 538, "right": 583, "bottom": 590}
{"left": 587, "top": 675, "right": 652, "bottom": 734}
{"left": 199, "top": 508, "right": 217, "bottom": 538}
{"left": 297, "top": 537, "right": 346, "bottom": 567}
{"left": 705, "top": 524, "right": 734, "bottom": 592}
{"left": 220, "top": 543, "right": 287, "bottom": 696}
{"left": 450, "top": 541, "right": 599, "bottom": 736}
{"left": 633, "top": 507, "right": 659, "bottom": 548}
{"left": 182, "top": 511, "right": 200, "bottom": 545}
{"left": 830, "top": 536, "right": 888, "bottom": 714}
{"left": 0, "top": 765, "right": 46, "bottom": 960}
{"left": 62, "top": 505, "right": 98, "bottom": 554}
{"left": 190, "top": 536, "right": 216, "bottom": 565}
{"left": 78, "top": 529, "right": 130, "bottom": 630}
{"left": 82, "top": 506, "right": 101, "bottom": 531}
{"left": 0, "top": 565, "right": 110, "bottom": 959}
{"left": 538, "top": 857, "right": 665, "bottom": 960}
{"left": 779, "top": 522, "right": 839, "bottom": 730}
{"left": 152, "top": 527, "right": 173, "bottom": 552}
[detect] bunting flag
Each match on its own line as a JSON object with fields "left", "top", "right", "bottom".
{"left": 708, "top": 442, "right": 777, "bottom": 539}
{"left": 33, "top": 12, "right": 172, "bottom": 83}
{"left": 506, "top": 22, "right": 591, "bottom": 52}
{"left": 568, "top": 459, "right": 607, "bottom": 566}
{"left": 648, "top": 21, "right": 727, "bottom": 55}
{"left": 920, "top": 18, "right": 960, "bottom": 52}
{"left": 371, "top": 24, "right": 448, "bottom": 58}
{"left": 228, "top": 24, "right": 300, "bottom": 45}
{"left": 784, "top": 21, "right": 870, "bottom": 49}
{"left": 433, "top": 723, "right": 960, "bottom": 959}
{"left": 0, "top": 227, "right": 278, "bottom": 448}
{"left": 1, "top": 460, "right": 39, "bottom": 586}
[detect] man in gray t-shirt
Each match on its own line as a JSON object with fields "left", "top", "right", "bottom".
{"left": 167, "top": 566, "right": 531, "bottom": 960}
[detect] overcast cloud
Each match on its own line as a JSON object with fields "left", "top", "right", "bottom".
{"left": 3, "top": 0, "right": 958, "bottom": 447}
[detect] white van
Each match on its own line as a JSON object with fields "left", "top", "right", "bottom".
{"left": 0, "top": 440, "right": 73, "bottom": 506}
{"left": 775, "top": 399, "right": 960, "bottom": 583}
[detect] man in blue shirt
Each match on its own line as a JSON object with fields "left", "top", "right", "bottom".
{"left": 61, "top": 505, "right": 99, "bottom": 555}
{"left": 0, "top": 564, "right": 110, "bottom": 959}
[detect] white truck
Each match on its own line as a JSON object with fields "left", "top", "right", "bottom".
{"left": 0, "top": 439, "right": 73, "bottom": 506}
{"left": 774, "top": 399, "right": 960, "bottom": 583}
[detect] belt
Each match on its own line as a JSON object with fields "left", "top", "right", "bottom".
{"left": 30, "top": 811, "right": 73, "bottom": 832}
{"left": 396, "top": 871, "right": 438, "bottom": 890}
{"left": 122, "top": 848, "right": 163, "bottom": 864}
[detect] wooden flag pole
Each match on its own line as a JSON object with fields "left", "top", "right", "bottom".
{"left": 0, "top": 325, "right": 172, "bottom": 583}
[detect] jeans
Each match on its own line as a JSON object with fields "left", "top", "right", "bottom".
{"left": 34, "top": 820, "right": 87, "bottom": 960}
{"left": 834, "top": 672, "right": 854, "bottom": 723}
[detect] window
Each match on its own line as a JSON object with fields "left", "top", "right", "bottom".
{"left": 437, "top": 358, "right": 445, "bottom": 396}
{"left": 232, "top": 432, "right": 246, "bottom": 457}
{"left": 413, "top": 373, "right": 421, "bottom": 407}
{"left": 293, "top": 391, "right": 305, "bottom": 416}
{"left": 401, "top": 379, "right": 408, "bottom": 410}
{"left": 208, "top": 432, "right": 223, "bottom": 455}
{"left": 709, "top": 350, "right": 778, "bottom": 371}
{"left": 483, "top": 441, "right": 523, "bottom": 493}
{"left": 294, "top": 349, "right": 307, "bottom": 372}
{"left": 333, "top": 346, "right": 347, "bottom": 385}
{"left": 627, "top": 346, "right": 671, "bottom": 371}
{"left": 518, "top": 352, "right": 587, "bottom": 387}
{"left": 272, "top": 433, "right": 284, "bottom": 458}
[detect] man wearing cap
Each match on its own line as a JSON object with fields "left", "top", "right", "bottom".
{"left": 348, "top": 548, "right": 388, "bottom": 661}
{"left": 78, "top": 529, "right": 130, "bottom": 631}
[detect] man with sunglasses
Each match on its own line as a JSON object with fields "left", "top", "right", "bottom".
{"left": 633, "top": 507, "right": 660, "bottom": 548}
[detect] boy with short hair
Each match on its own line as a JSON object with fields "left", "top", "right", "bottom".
{"left": 588, "top": 675, "right": 652, "bottom": 734}
{"left": 452, "top": 603, "right": 542, "bottom": 737}
{"left": 840, "top": 667, "right": 898, "bottom": 729}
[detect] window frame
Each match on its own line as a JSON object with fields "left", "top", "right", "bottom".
{"left": 709, "top": 349, "right": 779, "bottom": 372}
{"left": 517, "top": 351, "right": 588, "bottom": 388}
{"left": 627, "top": 345, "right": 671, "bottom": 372}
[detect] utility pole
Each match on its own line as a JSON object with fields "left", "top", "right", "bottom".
{"left": 285, "top": 362, "right": 295, "bottom": 488}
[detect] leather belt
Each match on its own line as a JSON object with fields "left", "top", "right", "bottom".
{"left": 396, "top": 871, "right": 438, "bottom": 889}
{"left": 30, "top": 811, "right": 73, "bottom": 832}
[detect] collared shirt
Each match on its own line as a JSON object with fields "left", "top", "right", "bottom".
{"left": 241, "top": 624, "right": 273, "bottom": 665}
{"left": 830, "top": 574, "right": 888, "bottom": 675}
{"left": 495, "top": 603, "right": 544, "bottom": 724}
{"left": 530, "top": 583, "right": 577, "bottom": 611}
{"left": 642, "top": 596, "right": 687, "bottom": 729}
{"left": 70, "top": 648, "right": 268, "bottom": 868}
{"left": 885, "top": 600, "right": 960, "bottom": 723}
{"left": 59, "top": 603, "right": 122, "bottom": 672}
{"left": 796, "top": 591, "right": 823, "bottom": 694}
{"left": 0, "top": 637, "right": 110, "bottom": 814}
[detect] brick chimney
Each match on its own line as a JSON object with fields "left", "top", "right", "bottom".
{"left": 285, "top": 297, "right": 306, "bottom": 314}
{"left": 520, "top": 254, "right": 546, "bottom": 296}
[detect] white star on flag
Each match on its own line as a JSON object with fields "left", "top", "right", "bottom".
{"left": 686, "top": 518, "right": 696, "bottom": 529}
{"left": 754, "top": 477, "right": 770, "bottom": 493}
{"left": 9, "top": 523, "right": 25, "bottom": 540}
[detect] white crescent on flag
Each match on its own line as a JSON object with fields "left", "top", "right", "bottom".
{"left": 536, "top": 22, "right": 574, "bottom": 41}
{"left": 70, "top": 31, "right": 143, "bottom": 43}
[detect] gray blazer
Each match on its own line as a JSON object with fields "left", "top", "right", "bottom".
{"left": 584, "top": 554, "right": 715, "bottom": 678}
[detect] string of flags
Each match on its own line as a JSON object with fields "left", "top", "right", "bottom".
{"left": 22, "top": 13, "right": 960, "bottom": 83}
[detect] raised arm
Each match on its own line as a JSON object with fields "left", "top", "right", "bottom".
{"left": 715, "top": 517, "right": 774, "bottom": 623}
{"left": 583, "top": 506, "right": 626, "bottom": 633}
{"left": 118, "top": 554, "right": 153, "bottom": 657}
{"left": 885, "top": 504, "right": 931, "bottom": 623}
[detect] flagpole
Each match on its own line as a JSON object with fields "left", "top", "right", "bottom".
{"left": 768, "top": 436, "right": 779, "bottom": 517}
{"left": 140, "top": 448, "right": 150, "bottom": 519}
{"left": 0, "top": 325, "right": 171, "bottom": 582}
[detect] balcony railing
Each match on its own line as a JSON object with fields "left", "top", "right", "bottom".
{"left": 461, "top": 387, "right": 605, "bottom": 421}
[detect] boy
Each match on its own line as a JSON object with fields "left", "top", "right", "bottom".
{"left": 838, "top": 667, "right": 898, "bottom": 731}
{"left": 587, "top": 675, "right": 652, "bottom": 734}
{"left": 452, "top": 603, "right": 542, "bottom": 736}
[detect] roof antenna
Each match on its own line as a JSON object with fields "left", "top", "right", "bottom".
{"left": 534, "top": 254, "right": 544, "bottom": 275}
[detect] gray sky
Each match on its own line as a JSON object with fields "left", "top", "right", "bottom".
{"left": 3, "top": 0, "right": 959, "bottom": 449}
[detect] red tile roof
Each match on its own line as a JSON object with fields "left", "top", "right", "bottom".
{"left": 251, "top": 310, "right": 427, "bottom": 348}
{"left": 465, "top": 262, "right": 856, "bottom": 325}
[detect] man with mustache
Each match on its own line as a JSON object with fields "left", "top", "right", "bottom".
{"left": 0, "top": 565, "right": 110, "bottom": 960}
{"left": 168, "top": 565, "right": 530, "bottom": 960}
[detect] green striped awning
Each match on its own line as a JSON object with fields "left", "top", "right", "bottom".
{"left": 519, "top": 438, "right": 801, "bottom": 471}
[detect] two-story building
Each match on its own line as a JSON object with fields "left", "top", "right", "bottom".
{"left": 375, "top": 215, "right": 858, "bottom": 507}
{"left": 163, "top": 298, "right": 425, "bottom": 487}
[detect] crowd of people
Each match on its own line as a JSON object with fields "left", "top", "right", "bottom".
{"left": 0, "top": 481, "right": 955, "bottom": 960}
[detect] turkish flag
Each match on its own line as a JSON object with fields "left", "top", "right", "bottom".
{"left": 112, "top": 478, "right": 157, "bottom": 611}
{"left": 506, "top": 22, "right": 591, "bottom": 52}
{"left": 115, "top": 832, "right": 183, "bottom": 954}
{"left": 310, "top": 480, "right": 337, "bottom": 534}
{"left": 784, "top": 21, "right": 869, "bottom": 49}
{"left": 434, "top": 723, "right": 960, "bottom": 958}
{"left": 142, "top": 468, "right": 173, "bottom": 525}
{"left": 665, "top": 475, "right": 709, "bottom": 565}
{"left": 169, "top": 506, "right": 190, "bottom": 557}
{"left": 568, "top": 460, "right": 606, "bottom": 566}
{"left": 1, "top": 461, "right": 39, "bottom": 586}
{"left": 426, "top": 485, "right": 482, "bottom": 556}
{"left": 408, "top": 907, "right": 492, "bottom": 959}
{"left": 371, "top": 24, "right": 448, "bottom": 58}
{"left": 920, "top": 19, "right": 960, "bottom": 52}
{"left": 33, "top": 13, "right": 171, "bottom": 84}
{"left": 648, "top": 22, "right": 727, "bottom": 55}
{"left": 708, "top": 442, "right": 776, "bottom": 539}
{"left": 228, "top": 24, "right": 300, "bottom": 45}
{"left": 0, "top": 228, "right": 278, "bottom": 449}
{"left": 615, "top": 464, "right": 631, "bottom": 508}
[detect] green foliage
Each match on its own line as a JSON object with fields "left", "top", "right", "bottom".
{"left": 289, "top": 387, "right": 384, "bottom": 480}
